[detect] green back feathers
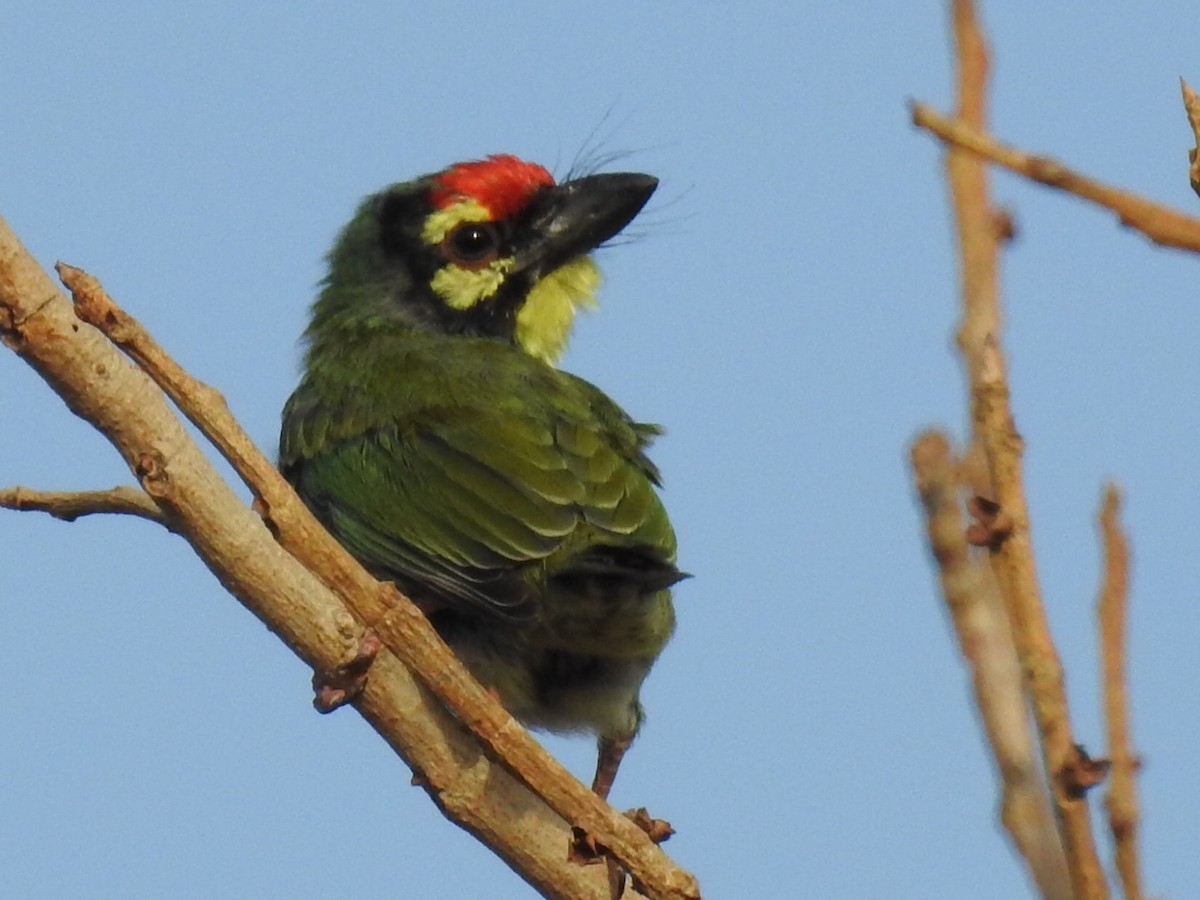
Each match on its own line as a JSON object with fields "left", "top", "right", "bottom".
{"left": 280, "top": 330, "right": 674, "bottom": 619}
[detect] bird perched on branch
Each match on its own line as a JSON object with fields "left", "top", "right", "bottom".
{"left": 280, "top": 154, "right": 682, "bottom": 803}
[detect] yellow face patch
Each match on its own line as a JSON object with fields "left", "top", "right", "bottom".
{"left": 515, "top": 256, "right": 601, "bottom": 364}
{"left": 430, "top": 258, "right": 514, "bottom": 310}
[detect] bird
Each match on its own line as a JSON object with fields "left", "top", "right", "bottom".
{"left": 279, "top": 153, "right": 683, "bottom": 805}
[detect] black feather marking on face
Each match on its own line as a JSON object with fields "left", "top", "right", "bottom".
{"left": 376, "top": 185, "right": 438, "bottom": 279}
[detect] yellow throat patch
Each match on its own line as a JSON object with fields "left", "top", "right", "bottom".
{"left": 515, "top": 256, "right": 600, "bottom": 364}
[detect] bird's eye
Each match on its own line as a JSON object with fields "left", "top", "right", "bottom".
{"left": 443, "top": 222, "right": 500, "bottom": 268}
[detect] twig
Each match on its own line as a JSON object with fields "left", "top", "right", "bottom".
{"left": 940, "top": 2, "right": 1109, "bottom": 897}
{"left": 1098, "top": 485, "right": 1143, "bottom": 900}
{"left": 1, "top": 221, "right": 693, "bottom": 899}
{"left": 1182, "top": 80, "right": 1200, "bottom": 201}
{"left": 910, "top": 101, "right": 1200, "bottom": 253}
{"left": 0, "top": 484, "right": 166, "bottom": 524}
{"left": 911, "top": 431, "right": 1072, "bottom": 900}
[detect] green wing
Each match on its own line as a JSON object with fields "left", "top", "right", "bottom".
{"left": 282, "top": 380, "right": 675, "bottom": 619}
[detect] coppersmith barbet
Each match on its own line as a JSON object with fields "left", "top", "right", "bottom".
{"left": 279, "top": 154, "right": 682, "bottom": 798}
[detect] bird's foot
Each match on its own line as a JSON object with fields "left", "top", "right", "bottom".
{"left": 567, "top": 831, "right": 626, "bottom": 900}
{"left": 568, "top": 808, "right": 675, "bottom": 899}
{"left": 311, "top": 632, "right": 382, "bottom": 712}
{"left": 567, "top": 826, "right": 604, "bottom": 865}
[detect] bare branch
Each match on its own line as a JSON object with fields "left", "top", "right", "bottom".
{"left": 0, "top": 484, "right": 166, "bottom": 524}
{"left": 940, "top": 2, "right": 1109, "bottom": 896}
{"left": 910, "top": 431, "right": 1072, "bottom": 900}
{"left": 911, "top": 100, "right": 1200, "bottom": 254}
{"left": 1097, "top": 485, "right": 1143, "bottom": 900}
{"left": 1, "top": 219, "right": 697, "bottom": 899}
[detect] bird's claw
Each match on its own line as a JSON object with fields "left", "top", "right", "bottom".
{"left": 568, "top": 825, "right": 606, "bottom": 865}
{"left": 568, "top": 808, "right": 675, "bottom": 899}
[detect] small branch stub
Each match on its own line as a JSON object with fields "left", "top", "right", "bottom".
{"left": 1182, "top": 79, "right": 1200, "bottom": 200}
{"left": 1060, "top": 744, "right": 1111, "bottom": 800}
{"left": 965, "top": 495, "right": 1013, "bottom": 549}
{"left": 313, "top": 633, "right": 383, "bottom": 713}
{"left": 57, "top": 262, "right": 126, "bottom": 335}
{"left": 0, "top": 484, "right": 166, "bottom": 524}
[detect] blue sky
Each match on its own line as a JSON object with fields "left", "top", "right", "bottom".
{"left": 3, "top": 4, "right": 1199, "bottom": 898}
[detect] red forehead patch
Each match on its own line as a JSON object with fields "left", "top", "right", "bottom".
{"left": 430, "top": 154, "right": 555, "bottom": 219}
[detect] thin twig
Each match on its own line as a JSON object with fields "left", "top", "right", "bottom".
{"left": 50, "top": 263, "right": 697, "bottom": 899}
{"left": 1098, "top": 485, "right": 1143, "bottom": 900}
{"left": 911, "top": 431, "right": 1072, "bottom": 900}
{"left": 941, "top": 2, "right": 1109, "bottom": 897}
{"left": 911, "top": 100, "right": 1200, "bottom": 254}
{"left": 0, "top": 484, "right": 166, "bottom": 524}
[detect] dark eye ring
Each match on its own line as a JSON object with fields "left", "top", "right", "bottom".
{"left": 443, "top": 221, "right": 500, "bottom": 268}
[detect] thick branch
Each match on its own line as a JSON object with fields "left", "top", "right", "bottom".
{"left": 910, "top": 431, "right": 1072, "bottom": 900}
{"left": 0, "top": 218, "right": 697, "bottom": 899}
{"left": 941, "top": 2, "right": 1108, "bottom": 896}
{"left": 1097, "top": 486, "right": 1143, "bottom": 900}
{"left": 911, "top": 100, "right": 1200, "bottom": 254}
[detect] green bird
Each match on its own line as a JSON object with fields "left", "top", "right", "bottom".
{"left": 279, "top": 154, "right": 682, "bottom": 800}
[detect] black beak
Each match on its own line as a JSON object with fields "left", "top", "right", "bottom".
{"left": 514, "top": 172, "right": 658, "bottom": 279}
